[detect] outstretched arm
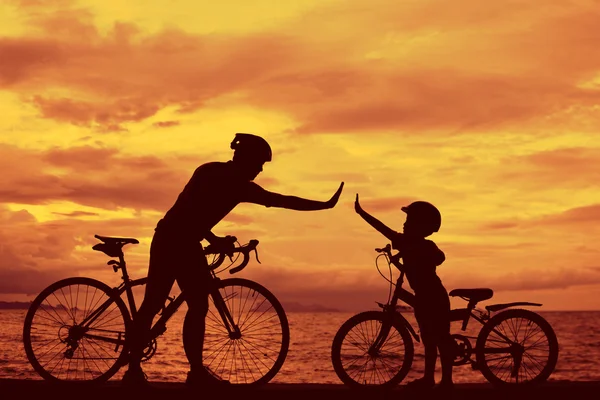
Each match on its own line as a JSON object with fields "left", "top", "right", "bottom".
{"left": 244, "top": 182, "right": 344, "bottom": 211}
{"left": 355, "top": 194, "right": 398, "bottom": 241}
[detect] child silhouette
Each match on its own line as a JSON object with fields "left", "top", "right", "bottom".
{"left": 354, "top": 194, "right": 454, "bottom": 389}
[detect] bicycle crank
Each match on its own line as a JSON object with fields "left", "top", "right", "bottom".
{"left": 141, "top": 339, "right": 158, "bottom": 362}
{"left": 450, "top": 334, "right": 473, "bottom": 366}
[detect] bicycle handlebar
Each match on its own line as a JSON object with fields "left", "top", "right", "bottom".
{"left": 204, "top": 239, "right": 260, "bottom": 274}
{"left": 375, "top": 243, "right": 405, "bottom": 283}
{"left": 375, "top": 244, "right": 402, "bottom": 267}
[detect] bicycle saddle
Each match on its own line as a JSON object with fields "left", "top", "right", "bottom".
{"left": 449, "top": 288, "right": 493, "bottom": 302}
{"left": 94, "top": 235, "right": 139, "bottom": 245}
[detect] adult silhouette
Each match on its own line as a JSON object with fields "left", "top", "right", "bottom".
{"left": 123, "top": 133, "right": 344, "bottom": 386}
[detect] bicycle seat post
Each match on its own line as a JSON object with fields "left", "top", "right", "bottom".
{"left": 115, "top": 250, "right": 138, "bottom": 315}
{"left": 461, "top": 299, "right": 478, "bottom": 330}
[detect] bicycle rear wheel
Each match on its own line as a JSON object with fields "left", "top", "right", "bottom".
{"left": 476, "top": 308, "right": 559, "bottom": 385}
{"left": 184, "top": 278, "right": 289, "bottom": 385}
{"left": 23, "top": 277, "right": 130, "bottom": 382}
{"left": 331, "top": 311, "right": 414, "bottom": 387}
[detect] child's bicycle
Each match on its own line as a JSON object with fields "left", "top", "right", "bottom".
{"left": 23, "top": 234, "right": 289, "bottom": 385}
{"left": 331, "top": 244, "right": 559, "bottom": 387}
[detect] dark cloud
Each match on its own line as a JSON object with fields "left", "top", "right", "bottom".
{"left": 52, "top": 211, "right": 100, "bottom": 217}
{"left": 153, "top": 121, "right": 180, "bottom": 128}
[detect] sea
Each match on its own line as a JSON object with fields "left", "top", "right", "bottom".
{"left": 1, "top": 310, "right": 599, "bottom": 384}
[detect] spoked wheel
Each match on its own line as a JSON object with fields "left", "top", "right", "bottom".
{"left": 476, "top": 308, "right": 559, "bottom": 385}
{"left": 184, "top": 278, "right": 289, "bottom": 385}
{"left": 23, "top": 277, "right": 130, "bottom": 382}
{"left": 331, "top": 311, "right": 414, "bottom": 387}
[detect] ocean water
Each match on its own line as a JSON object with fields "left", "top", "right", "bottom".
{"left": 1, "top": 309, "right": 599, "bottom": 383}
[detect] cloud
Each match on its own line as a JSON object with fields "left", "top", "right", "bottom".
{"left": 222, "top": 213, "right": 254, "bottom": 226}
{"left": 0, "top": 38, "right": 65, "bottom": 86}
{"left": 2, "top": 0, "right": 600, "bottom": 133}
{"left": 0, "top": 267, "right": 66, "bottom": 295}
{"left": 52, "top": 211, "right": 99, "bottom": 217}
{"left": 356, "top": 196, "right": 417, "bottom": 213}
{"left": 444, "top": 266, "right": 600, "bottom": 293}
{"left": 31, "top": 96, "right": 159, "bottom": 130}
{"left": 534, "top": 204, "right": 600, "bottom": 227}
{"left": 0, "top": 204, "right": 158, "bottom": 295}
{"left": 496, "top": 147, "right": 600, "bottom": 189}
{"left": 0, "top": 144, "right": 192, "bottom": 211}
{"left": 477, "top": 203, "right": 600, "bottom": 232}
{"left": 236, "top": 261, "right": 600, "bottom": 311}
{"left": 153, "top": 120, "right": 180, "bottom": 128}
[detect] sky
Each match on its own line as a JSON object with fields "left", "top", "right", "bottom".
{"left": 1, "top": 0, "right": 600, "bottom": 311}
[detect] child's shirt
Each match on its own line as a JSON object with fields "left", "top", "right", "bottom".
{"left": 392, "top": 233, "right": 446, "bottom": 295}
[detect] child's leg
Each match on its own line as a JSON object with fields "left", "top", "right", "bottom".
{"left": 415, "top": 290, "right": 453, "bottom": 385}
{"left": 415, "top": 312, "right": 437, "bottom": 384}
{"left": 423, "top": 339, "right": 438, "bottom": 382}
{"left": 438, "top": 333, "right": 455, "bottom": 384}
{"left": 435, "top": 297, "right": 454, "bottom": 385}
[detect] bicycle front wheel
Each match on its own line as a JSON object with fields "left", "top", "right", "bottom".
{"left": 23, "top": 277, "right": 130, "bottom": 382}
{"left": 331, "top": 311, "right": 414, "bottom": 387}
{"left": 184, "top": 278, "right": 289, "bottom": 385}
{"left": 476, "top": 308, "right": 559, "bottom": 386}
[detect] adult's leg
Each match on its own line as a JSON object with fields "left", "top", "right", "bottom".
{"left": 127, "top": 234, "right": 176, "bottom": 372}
{"left": 175, "top": 243, "right": 211, "bottom": 374}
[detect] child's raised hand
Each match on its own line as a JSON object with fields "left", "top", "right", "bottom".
{"left": 354, "top": 193, "right": 364, "bottom": 214}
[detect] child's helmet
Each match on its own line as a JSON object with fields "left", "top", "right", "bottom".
{"left": 401, "top": 201, "right": 442, "bottom": 233}
{"left": 231, "top": 133, "right": 272, "bottom": 163}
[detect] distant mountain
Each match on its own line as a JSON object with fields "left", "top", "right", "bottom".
{"left": 0, "top": 301, "right": 32, "bottom": 310}
{"left": 250, "top": 301, "right": 340, "bottom": 313}
{"left": 395, "top": 305, "right": 413, "bottom": 313}
{"left": 0, "top": 301, "right": 80, "bottom": 312}
{"left": 283, "top": 302, "right": 341, "bottom": 313}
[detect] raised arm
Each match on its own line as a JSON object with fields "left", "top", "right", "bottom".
{"left": 355, "top": 194, "right": 398, "bottom": 241}
{"left": 244, "top": 182, "right": 344, "bottom": 211}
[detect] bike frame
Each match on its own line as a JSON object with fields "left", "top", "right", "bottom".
{"left": 76, "top": 250, "right": 241, "bottom": 351}
{"left": 371, "top": 254, "right": 524, "bottom": 360}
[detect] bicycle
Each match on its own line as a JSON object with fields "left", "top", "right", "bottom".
{"left": 23, "top": 234, "right": 290, "bottom": 385}
{"left": 331, "top": 244, "right": 559, "bottom": 387}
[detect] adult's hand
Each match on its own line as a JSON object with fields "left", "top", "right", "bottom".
{"left": 325, "top": 182, "right": 345, "bottom": 208}
{"left": 209, "top": 235, "right": 237, "bottom": 255}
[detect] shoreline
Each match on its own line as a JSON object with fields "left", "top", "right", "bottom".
{"left": 1, "top": 379, "right": 598, "bottom": 400}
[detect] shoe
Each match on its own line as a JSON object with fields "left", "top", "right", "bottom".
{"left": 186, "top": 367, "right": 231, "bottom": 386}
{"left": 405, "top": 377, "right": 435, "bottom": 389}
{"left": 121, "top": 368, "right": 149, "bottom": 386}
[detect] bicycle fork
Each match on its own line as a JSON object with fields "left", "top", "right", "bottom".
{"left": 369, "top": 324, "right": 393, "bottom": 357}
{"left": 211, "top": 284, "right": 241, "bottom": 339}
{"left": 368, "top": 308, "right": 403, "bottom": 356}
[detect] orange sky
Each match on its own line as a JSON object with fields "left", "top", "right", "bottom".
{"left": 1, "top": 0, "right": 600, "bottom": 311}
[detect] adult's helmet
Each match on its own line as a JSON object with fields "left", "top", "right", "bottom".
{"left": 401, "top": 201, "right": 442, "bottom": 233}
{"left": 230, "top": 133, "right": 272, "bottom": 163}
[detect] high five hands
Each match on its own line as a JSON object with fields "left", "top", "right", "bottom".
{"left": 325, "top": 182, "right": 345, "bottom": 208}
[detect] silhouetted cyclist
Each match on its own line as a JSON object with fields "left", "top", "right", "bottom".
{"left": 123, "top": 133, "right": 344, "bottom": 386}
{"left": 354, "top": 195, "right": 454, "bottom": 390}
